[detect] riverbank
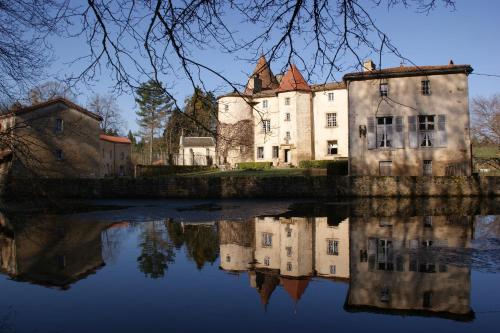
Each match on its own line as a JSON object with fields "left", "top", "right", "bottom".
{"left": 2, "top": 175, "right": 498, "bottom": 199}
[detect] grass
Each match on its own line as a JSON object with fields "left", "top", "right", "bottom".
{"left": 473, "top": 145, "right": 499, "bottom": 158}
{"left": 179, "top": 168, "right": 308, "bottom": 177}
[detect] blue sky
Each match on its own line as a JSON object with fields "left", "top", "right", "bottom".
{"left": 46, "top": 1, "right": 500, "bottom": 133}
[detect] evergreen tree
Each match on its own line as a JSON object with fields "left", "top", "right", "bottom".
{"left": 135, "top": 80, "right": 174, "bottom": 164}
{"left": 127, "top": 130, "right": 136, "bottom": 145}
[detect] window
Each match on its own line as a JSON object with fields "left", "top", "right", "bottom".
{"left": 240, "top": 145, "right": 247, "bottom": 153}
{"left": 119, "top": 165, "right": 124, "bottom": 176}
{"left": 327, "top": 239, "right": 339, "bottom": 255}
{"left": 330, "top": 265, "right": 336, "bottom": 275}
{"left": 326, "top": 113, "right": 337, "bottom": 127}
{"left": 379, "top": 161, "right": 392, "bottom": 176}
{"left": 109, "top": 150, "right": 112, "bottom": 159}
{"left": 423, "top": 160, "right": 432, "bottom": 175}
{"left": 55, "top": 119, "right": 64, "bottom": 133}
{"left": 262, "top": 119, "right": 271, "bottom": 133}
{"left": 226, "top": 255, "right": 231, "bottom": 263}
{"left": 422, "top": 240, "right": 433, "bottom": 248}
{"left": 286, "top": 247, "right": 292, "bottom": 257}
{"left": 419, "top": 115, "right": 435, "bottom": 147}
{"left": 424, "top": 216, "right": 433, "bottom": 228}
{"left": 377, "top": 117, "right": 393, "bottom": 148}
{"left": 272, "top": 146, "right": 279, "bottom": 158}
{"left": 380, "top": 83, "right": 388, "bottom": 97}
{"left": 224, "top": 104, "right": 229, "bottom": 111}
{"left": 262, "top": 99, "right": 268, "bottom": 108}
{"left": 264, "top": 256, "right": 270, "bottom": 266}
{"left": 285, "top": 131, "right": 291, "bottom": 140}
{"left": 328, "top": 92, "right": 335, "bottom": 101}
{"left": 120, "top": 152, "right": 125, "bottom": 160}
{"left": 286, "top": 262, "right": 292, "bottom": 271}
{"left": 327, "top": 140, "right": 338, "bottom": 155}
{"left": 286, "top": 226, "right": 292, "bottom": 238}
{"left": 380, "top": 287, "right": 390, "bottom": 303}
{"left": 262, "top": 232, "right": 272, "bottom": 247}
{"left": 421, "top": 80, "right": 431, "bottom": 95}
{"left": 257, "top": 147, "right": 264, "bottom": 159}
{"left": 55, "top": 149, "right": 64, "bottom": 160}
{"left": 285, "top": 112, "right": 291, "bottom": 121}
{"left": 285, "top": 97, "right": 290, "bottom": 105}
{"left": 377, "top": 239, "right": 394, "bottom": 271}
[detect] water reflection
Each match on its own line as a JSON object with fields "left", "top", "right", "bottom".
{"left": 1, "top": 199, "right": 498, "bottom": 328}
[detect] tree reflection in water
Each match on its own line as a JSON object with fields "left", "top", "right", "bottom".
{"left": 137, "top": 220, "right": 175, "bottom": 279}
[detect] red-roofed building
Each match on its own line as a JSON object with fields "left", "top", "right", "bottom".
{"left": 99, "top": 134, "right": 132, "bottom": 177}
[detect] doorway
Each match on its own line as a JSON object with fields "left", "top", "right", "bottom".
{"left": 284, "top": 149, "right": 291, "bottom": 163}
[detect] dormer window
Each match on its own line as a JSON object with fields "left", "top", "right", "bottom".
{"left": 380, "top": 83, "right": 388, "bottom": 97}
{"left": 262, "top": 99, "right": 268, "bottom": 108}
{"left": 328, "top": 92, "right": 334, "bottom": 101}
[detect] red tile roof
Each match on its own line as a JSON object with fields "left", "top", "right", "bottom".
{"left": 245, "top": 55, "right": 279, "bottom": 94}
{"left": 278, "top": 64, "right": 311, "bottom": 93}
{"left": 99, "top": 134, "right": 132, "bottom": 144}
{"left": 281, "top": 277, "right": 310, "bottom": 302}
{"left": 2, "top": 97, "right": 103, "bottom": 121}
{"left": 344, "top": 64, "right": 473, "bottom": 81}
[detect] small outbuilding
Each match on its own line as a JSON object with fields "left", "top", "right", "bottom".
{"left": 177, "top": 136, "right": 216, "bottom": 166}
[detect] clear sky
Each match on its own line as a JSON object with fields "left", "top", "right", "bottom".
{"left": 46, "top": 0, "right": 500, "bottom": 133}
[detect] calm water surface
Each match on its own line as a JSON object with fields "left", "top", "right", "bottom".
{"left": 1, "top": 198, "right": 499, "bottom": 333}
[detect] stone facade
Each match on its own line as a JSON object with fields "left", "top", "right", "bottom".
{"left": 176, "top": 136, "right": 216, "bottom": 166}
{"left": 0, "top": 98, "right": 102, "bottom": 178}
{"left": 346, "top": 62, "right": 473, "bottom": 176}
{"left": 100, "top": 134, "right": 132, "bottom": 177}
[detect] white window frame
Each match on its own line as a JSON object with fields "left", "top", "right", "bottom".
{"left": 326, "top": 113, "right": 337, "bottom": 127}
{"left": 380, "top": 83, "right": 388, "bottom": 97}
{"left": 262, "top": 119, "right": 271, "bottom": 133}
{"left": 377, "top": 116, "right": 393, "bottom": 148}
{"left": 421, "top": 80, "right": 431, "bottom": 95}
{"left": 262, "top": 232, "right": 272, "bottom": 247}
{"left": 272, "top": 146, "right": 279, "bottom": 159}
{"left": 327, "top": 239, "right": 339, "bottom": 256}
{"left": 419, "top": 115, "right": 435, "bottom": 147}
{"left": 328, "top": 92, "right": 335, "bottom": 101}
{"left": 262, "top": 99, "right": 268, "bottom": 108}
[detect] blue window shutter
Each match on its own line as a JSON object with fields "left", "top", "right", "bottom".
{"left": 394, "top": 116, "right": 404, "bottom": 148}
{"left": 367, "top": 117, "right": 376, "bottom": 149}
{"left": 437, "top": 115, "right": 447, "bottom": 147}
{"left": 408, "top": 116, "right": 418, "bottom": 148}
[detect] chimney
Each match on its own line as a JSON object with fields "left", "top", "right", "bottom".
{"left": 252, "top": 75, "right": 262, "bottom": 93}
{"left": 363, "top": 59, "right": 376, "bottom": 72}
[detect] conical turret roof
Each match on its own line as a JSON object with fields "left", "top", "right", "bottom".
{"left": 245, "top": 55, "right": 279, "bottom": 94}
{"left": 278, "top": 64, "right": 311, "bottom": 93}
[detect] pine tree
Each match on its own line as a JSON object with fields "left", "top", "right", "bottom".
{"left": 135, "top": 80, "right": 174, "bottom": 164}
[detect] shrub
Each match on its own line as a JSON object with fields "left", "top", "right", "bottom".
{"left": 237, "top": 162, "right": 273, "bottom": 170}
{"left": 298, "top": 159, "right": 348, "bottom": 175}
{"left": 136, "top": 165, "right": 213, "bottom": 177}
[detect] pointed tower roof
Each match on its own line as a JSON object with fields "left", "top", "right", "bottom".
{"left": 245, "top": 55, "right": 279, "bottom": 94}
{"left": 278, "top": 64, "right": 311, "bottom": 93}
{"left": 281, "top": 277, "right": 310, "bottom": 302}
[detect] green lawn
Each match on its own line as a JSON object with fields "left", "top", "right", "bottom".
{"left": 179, "top": 168, "right": 309, "bottom": 177}
{"left": 473, "top": 145, "right": 499, "bottom": 158}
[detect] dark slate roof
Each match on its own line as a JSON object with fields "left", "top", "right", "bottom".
{"left": 343, "top": 64, "right": 473, "bottom": 81}
{"left": 180, "top": 136, "right": 216, "bottom": 147}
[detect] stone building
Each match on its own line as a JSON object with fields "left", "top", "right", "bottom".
{"left": 175, "top": 136, "right": 216, "bottom": 166}
{"left": 100, "top": 134, "right": 132, "bottom": 177}
{"left": 217, "top": 56, "right": 349, "bottom": 166}
{"left": 0, "top": 98, "right": 102, "bottom": 178}
{"left": 345, "top": 60, "right": 473, "bottom": 176}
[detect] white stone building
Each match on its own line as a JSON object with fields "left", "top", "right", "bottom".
{"left": 176, "top": 136, "right": 216, "bottom": 166}
{"left": 217, "top": 56, "right": 349, "bottom": 167}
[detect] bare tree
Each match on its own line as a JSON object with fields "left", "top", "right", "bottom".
{"left": 0, "top": 1, "right": 69, "bottom": 101}
{"left": 471, "top": 94, "right": 500, "bottom": 145}
{"left": 87, "top": 94, "right": 125, "bottom": 134}
{"left": 28, "top": 81, "right": 77, "bottom": 104}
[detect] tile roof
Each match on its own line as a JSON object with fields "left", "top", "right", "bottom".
{"left": 180, "top": 136, "right": 215, "bottom": 147}
{"left": 2, "top": 97, "right": 103, "bottom": 121}
{"left": 278, "top": 64, "right": 311, "bottom": 93}
{"left": 281, "top": 277, "right": 310, "bottom": 302}
{"left": 245, "top": 55, "right": 279, "bottom": 94}
{"left": 99, "top": 134, "right": 132, "bottom": 144}
{"left": 343, "top": 64, "right": 473, "bottom": 81}
{"left": 311, "top": 82, "right": 346, "bottom": 91}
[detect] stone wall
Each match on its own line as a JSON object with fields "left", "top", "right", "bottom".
{"left": 2, "top": 175, "right": 498, "bottom": 200}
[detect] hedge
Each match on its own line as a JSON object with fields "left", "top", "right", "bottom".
{"left": 298, "top": 159, "right": 348, "bottom": 175}
{"left": 237, "top": 162, "right": 273, "bottom": 170}
{"left": 135, "top": 164, "right": 213, "bottom": 177}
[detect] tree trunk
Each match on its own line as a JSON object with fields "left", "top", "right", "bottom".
{"left": 149, "top": 127, "right": 153, "bottom": 165}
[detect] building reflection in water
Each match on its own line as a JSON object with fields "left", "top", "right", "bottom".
{"left": 219, "top": 213, "right": 474, "bottom": 320}
{"left": 0, "top": 213, "right": 122, "bottom": 289}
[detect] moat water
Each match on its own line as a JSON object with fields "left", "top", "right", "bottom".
{"left": 1, "top": 198, "right": 499, "bottom": 333}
